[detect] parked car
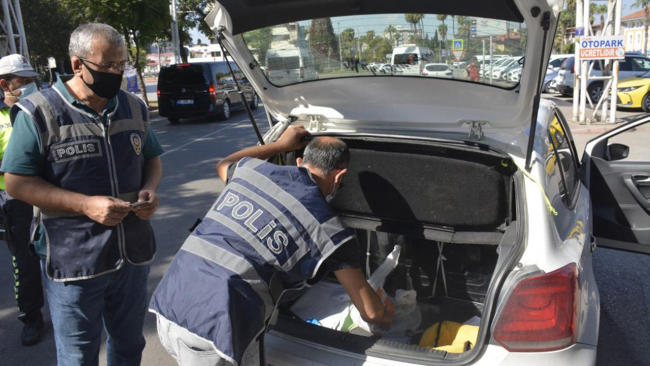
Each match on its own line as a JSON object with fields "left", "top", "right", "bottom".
{"left": 157, "top": 61, "right": 258, "bottom": 124}
{"left": 490, "top": 57, "right": 521, "bottom": 79}
{"left": 421, "top": 63, "right": 453, "bottom": 78}
{"left": 204, "top": 1, "right": 650, "bottom": 366}
{"left": 543, "top": 67, "right": 559, "bottom": 93}
{"left": 555, "top": 53, "right": 650, "bottom": 101}
{"left": 616, "top": 72, "right": 650, "bottom": 112}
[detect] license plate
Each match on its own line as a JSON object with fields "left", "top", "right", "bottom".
{"left": 176, "top": 99, "right": 194, "bottom": 105}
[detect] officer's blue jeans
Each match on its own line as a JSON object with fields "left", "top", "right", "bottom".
{"left": 41, "top": 261, "right": 150, "bottom": 366}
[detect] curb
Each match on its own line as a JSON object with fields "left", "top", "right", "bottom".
{"left": 569, "top": 125, "right": 618, "bottom": 134}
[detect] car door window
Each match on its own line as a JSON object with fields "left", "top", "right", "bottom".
{"left": 619, "top": 59, "right": 633, "bottom": 71}
{"left": 631, "top": 57, "right": 650, "bottom": 71}
{"left": 547, "top": 112, "right": 580, "bottom": 207}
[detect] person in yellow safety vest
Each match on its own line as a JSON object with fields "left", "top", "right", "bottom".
{"left": 0, "top": 54, "right": 45, "bottom": 346}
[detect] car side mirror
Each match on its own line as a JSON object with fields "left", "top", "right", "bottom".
{"left": 607, "top": 143, "right": 630, "bottom": 161}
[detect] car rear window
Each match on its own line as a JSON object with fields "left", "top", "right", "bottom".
{"left": 426, "top": 65, "right": 448, "bottom": 72}
{"left": 160, "top": 65, "right": 207, "bottom": 86}
{"left": 394, "top": 53, "right": 420, "bottom": 65}
{"left": 560, "top": 57, "right": 574, "bottom": 70}
{"left": 268, "top": 56, "right": 300, "bottom": 70}
{"left": 243, "top": 14, "right": 526, "bottom": 88}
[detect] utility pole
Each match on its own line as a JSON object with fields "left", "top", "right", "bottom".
{"left": 572, "top": 0, "right": 583, "bottom": 122}
{"left": 170, "top": 0, "right": 182, "bottom": 64}
{"left": 0, "top": 0, "right": 28, "bottom": 57}
{"left": 337, "top": 22, "right": 343, "bottom": 70}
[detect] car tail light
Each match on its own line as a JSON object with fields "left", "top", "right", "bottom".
{"left": 493, "top": 263, "right": 579, "bottom": 352}
{"left": 208, "top": 84, "right": 217, "bottom": 98}
{"left": 156, "top": 90, "right": 160, "bottom": 98}
{"left": 571, "top": 63, "right": 575, "bottom": 74}
{"left": 176, "top": 64, "right": 190, "bottom": 67}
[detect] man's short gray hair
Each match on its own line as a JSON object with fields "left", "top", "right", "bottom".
{"left": 69, "top": 23, "right": 125, "bottom": 58}
{"left": 302, "top": 137, "right": 350, "bottom": 175}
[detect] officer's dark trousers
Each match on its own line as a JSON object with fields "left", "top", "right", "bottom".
{"left": 2, "top": 198, "right": 44, "bottom": 323}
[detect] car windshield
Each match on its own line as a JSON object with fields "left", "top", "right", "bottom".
{"left": 242, "top": 13, "right": 527, "bottom": 88}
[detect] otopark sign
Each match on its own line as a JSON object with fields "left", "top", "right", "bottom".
{"left": 578, "top": 35, "right": 625, "bottom": 60}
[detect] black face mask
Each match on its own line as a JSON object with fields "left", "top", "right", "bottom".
{"left": 82, "top": 63, "right": 123, "bottom": 99}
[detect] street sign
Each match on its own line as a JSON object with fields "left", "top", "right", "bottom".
{"left": 440, "top": 49, "right": 448, "bottom": 57}
{"left": 48, "top": 57, "right": 56, "bottom": 68}
{"left": 452, "top": 39, "right": 464, "bottom": 51}
{"left": 578, "top": 35, "right": 625, "bottom": 60}
{"left": 452, "top": 50, "right": 465, "bottom": 62}
{"left": 575, "top": 27, "right": 585, "bottom": 37}
{"left": 470, "top": 26, "right": 477, "bottom": 37}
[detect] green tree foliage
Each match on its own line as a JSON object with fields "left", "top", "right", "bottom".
{"left": 385, "top": 25, "right": 397, "bottom": 46}
{"left": 633, "top": 0, "right": 650, "bottom": 55}
{"left": 555, "top": 0, "right": 576, "bottom": 53}
{"left": 308, "top": 18, "right": 339, "bottom": 70}
{"left": 405, "top": 14, "right": 425, "bottom": 40}
{"left": 20, "top": 0, "right": 82, "bottom": 77}
{"left": 341, "top": 28, "right": 356, "bottom": 58}
{"left": 60, "top": 0, "right": 171, "bottom": 104}
{"left": 242, "top": 28, "right": 273, "bottom": 66}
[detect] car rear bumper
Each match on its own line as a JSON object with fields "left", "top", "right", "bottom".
{"left": 265, "top": 331, "right": 597, "bottom": 366}
{"left": 557, "top": 84, "right": 573, "bottom": 94}
{"left": 158, "top": 101, "right": 221, "bottom": 118}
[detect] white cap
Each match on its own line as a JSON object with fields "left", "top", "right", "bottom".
{"left": 0, "top": 54, "right": 38, "bottom": 77}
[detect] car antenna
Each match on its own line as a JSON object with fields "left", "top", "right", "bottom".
{"left": 217, "top": 26, "right": 266, "bottom": 145}
{"left": 524, "top": 10, "right": 551, "bottom": 171}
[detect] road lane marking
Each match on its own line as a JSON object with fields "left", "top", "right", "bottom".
{"left": 159, "top": 111, "right": 268, "bottom": 158}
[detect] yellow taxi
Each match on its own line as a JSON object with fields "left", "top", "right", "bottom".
{"left": 616, "top": 75, "right": 650, "bottom": 112}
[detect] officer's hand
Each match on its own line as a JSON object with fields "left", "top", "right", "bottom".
{"left": 82, "top": 196, "right": 131, "bottom": 226}
{"left": 132, "top": 189, "right": 159, "bottom": 220}
{"left": 275, "top": 125, "right": 311, "bottom": 152}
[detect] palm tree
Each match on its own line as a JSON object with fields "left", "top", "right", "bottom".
{"left": 594, "top": 4, "right": 608, "bottom": 33}
{"left": 405, "top": 14, "right": 425, "bottom": 40}
{"left": 437, "top": 14, "right": 448, "bottom": 48}
{"left": 633, "top": 0, "right": 650, "bottom": 54}
{"left": 385, "top": 25, "right": 396, "bottom": 46}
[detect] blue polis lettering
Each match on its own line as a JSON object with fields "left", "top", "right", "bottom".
{"left": 581, "top": 39, "right": 624, "bottom": 48}
{"left": 216, "top": 192, "right": 289, "bottom": 254}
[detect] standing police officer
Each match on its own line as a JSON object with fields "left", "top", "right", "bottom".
{"left": 150, "top": 126, "right": 392, "bottom": 366}
{"left": 0, "top": 54, "right": 45, "bottom": 346}
{"left": 1, "top": 23, "right": 163, "bottom": 365}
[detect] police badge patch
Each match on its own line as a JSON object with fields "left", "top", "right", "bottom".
{"left": 130, "top": 133, "right": 142, "bottom": 156}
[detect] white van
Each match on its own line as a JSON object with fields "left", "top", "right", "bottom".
{"left": 265, "top": 47, "right": 318, "bottom": 86}
{"left": 391, "top": 44, "right": 434, "bottom": 76}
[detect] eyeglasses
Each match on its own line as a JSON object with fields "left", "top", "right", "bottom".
{"left": 80, "top": 58, "right": 128, "bottom": 72}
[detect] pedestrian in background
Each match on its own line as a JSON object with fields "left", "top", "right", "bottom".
{"left": 468, "top": 58, "right": 480, "bottom": 82}
{"left": 1, "top": 23, "right": 164, "bottom": 365}
{"left": 0, "top": 54, "right": 45, "bottom": 346}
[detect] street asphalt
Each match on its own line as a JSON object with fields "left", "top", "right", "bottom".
{"left": 0, "top": 93, "right": 648, "bottom": 365}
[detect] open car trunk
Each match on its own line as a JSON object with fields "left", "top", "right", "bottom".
{"left": 270, "top": 136, "right": 523, "bottom": 363}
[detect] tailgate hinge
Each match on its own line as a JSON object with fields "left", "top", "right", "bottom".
{"left": 308, "top": 115, "right": 326, "bottom": 131}
{"left": 468, "top": 121, "right": 486, "bottom": 140}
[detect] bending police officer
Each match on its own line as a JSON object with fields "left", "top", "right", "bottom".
{"left": 151, "top": 126, "right": 393, "bottom": 366}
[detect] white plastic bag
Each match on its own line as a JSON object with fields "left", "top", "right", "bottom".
{"left": 350, "top": 245, "right": 422, "bottom": 335}
{"left": 290, "top": 280, "right": 351, "bottom": 330}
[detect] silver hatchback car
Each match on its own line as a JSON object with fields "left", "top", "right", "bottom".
{"left": 184, "top": 0, "right": 650, "bottom": 365}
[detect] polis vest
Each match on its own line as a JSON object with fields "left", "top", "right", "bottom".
{"left": 12, "top": 88, "right": 156, "bottom": 281}
{"left": 150, "top": 158, "right": 354, "bottom": 365}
